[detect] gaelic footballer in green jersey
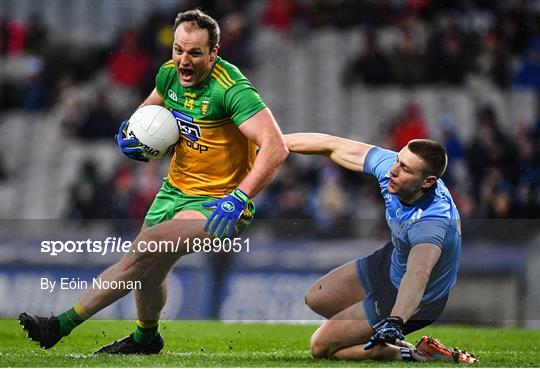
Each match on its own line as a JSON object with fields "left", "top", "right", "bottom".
{"left": 19, "top": 9, "right": 288, "bottom": 355}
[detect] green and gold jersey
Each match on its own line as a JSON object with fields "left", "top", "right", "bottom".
{"left": 155, "top": 56, "right": 266, "bottom": 197}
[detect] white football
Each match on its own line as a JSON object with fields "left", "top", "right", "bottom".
{"left": 126, "top": 105, "right": 179, "bottom": 160}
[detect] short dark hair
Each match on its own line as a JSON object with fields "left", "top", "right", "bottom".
{"left": 407, "top": 139, "right": 447, "bottom": 178}
{"left": 174, "top": 9, "right": 220, "bottom": 51}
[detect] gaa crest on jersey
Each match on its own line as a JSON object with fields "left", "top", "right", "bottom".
{"left": 201, "top": 100, "right": 210, "bottom": 115}
{"left": 168, "top": 89, "right": 178, "bottom": 102}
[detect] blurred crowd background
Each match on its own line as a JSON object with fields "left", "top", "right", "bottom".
{"left": 1, "top": 0, "right": 540, "bottom": 326}
{"left": 1, "top": 0, "right": 539, "bottom": 232}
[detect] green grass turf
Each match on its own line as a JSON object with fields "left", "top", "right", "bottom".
{"left": 0, "top": 320, "right": 538, "bottom": 367}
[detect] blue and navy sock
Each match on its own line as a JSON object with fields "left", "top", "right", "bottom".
{"left": 400, "top": 347, "right": 417, "bottom": 361}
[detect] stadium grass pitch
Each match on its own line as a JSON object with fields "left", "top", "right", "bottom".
{"left": 1, "top": 319, "right": 538, "bottom": 367}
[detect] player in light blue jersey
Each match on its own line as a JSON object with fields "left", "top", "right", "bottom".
{"left": 285, "top": 134, "right": 477, "bottom": 364}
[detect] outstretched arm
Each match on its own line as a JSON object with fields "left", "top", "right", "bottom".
{"left": 284, "top": 133, "right": 374, "bottom": 173}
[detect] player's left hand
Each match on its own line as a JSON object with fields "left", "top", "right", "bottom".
{"left": 203, "top": 189, "right": 250, "bottom": 238}
{"left": 364, "top": 316, "right": 405, "bottom": 350}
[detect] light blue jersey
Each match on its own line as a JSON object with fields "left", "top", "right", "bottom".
{"left": 364, "top": 147, "right": 461, "bottom": 303}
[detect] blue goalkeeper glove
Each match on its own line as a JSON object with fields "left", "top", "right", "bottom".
{"left": 203, "top": 189, "right": 250, "bottom": 238}
{"left": 115, "top": 120, "right": 148, "bottom": 162}
{"left": 364, "top": 316, "right": 405, "bottom": 350}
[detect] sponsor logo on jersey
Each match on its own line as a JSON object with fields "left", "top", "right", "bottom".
{"left": 178, "top": 120, "right": 202, "bottom": 142}
{"left": 201, "top": 100, "right": 210, "bottom": 115}
{"left": 168, "top": 90, "right": 178, "bottom": 101}
{"left": 174, "top": 112, "right": 202, "bottom": 141}
{"left": 174, "top": 111, "right": 209, "bottom": 153}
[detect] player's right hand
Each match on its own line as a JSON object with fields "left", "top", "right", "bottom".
{"left": 115, "top": 120, "right": 148, "bottom": 162}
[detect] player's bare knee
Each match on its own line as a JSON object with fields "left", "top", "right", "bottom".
{"left": 116, "top": 236, "right": 162, "bottom": 279}
{"left": 304, "top": 286, "right": 317, "bottom": 308}
{"left": 310, "top": 332, "right": 330, "bottom": 359}
{"left": 310, "top": 340, "right": 329, "bottom": 358}
{"left": 305, "top": 288, "right": 326, "bottom": 316}
{"left": 304, "top": 291, "right": 311, "bottom": 308}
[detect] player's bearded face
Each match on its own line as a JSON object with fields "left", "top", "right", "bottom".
{"left": 173, "top": 23, "right": 218, "bottom": 88}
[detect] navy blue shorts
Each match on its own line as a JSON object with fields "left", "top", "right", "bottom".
{"left": 356, "top": 242, "right": 448, "bottom": 335}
